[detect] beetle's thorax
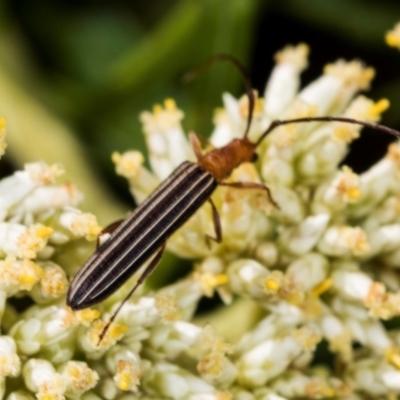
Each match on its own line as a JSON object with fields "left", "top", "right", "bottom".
{"left": 197, "top": 138, "right": 256, "bottom": 182}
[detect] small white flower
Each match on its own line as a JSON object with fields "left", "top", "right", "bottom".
{"left": 278, "top": 213, "right": 330, "bottom": 255}
{"left": 0, "top": 258, "right": 43, "bottom": 295}
{"left": 59, "top": 361, "right": 99, "bottom": 397}
{"left": 140, "top": 99, "right": 193, "bottom": 179}
{"left": 142, "top": 362, "right": 216, "bottom": 399}
{"left": 106, "top": 345, "right": 141, "bottom": 391}
{"left": 318, "top": 225, "right": 369, "bottom": 257}
{"left": 264, "top": 43, "right": 309, "bottom": 118}
{"left": 112, "top": 150, "right": 160, "bottom": 204}
{"left": 237, "top": 326, "right": 321, "bottom": 387}
{"left": 30, "top": 261, "right": 69, "bottom": 303}
{"left": 23, "top": 359, "right": 66, "bottom": 400}
{"left": 0, "top": 223, "right": 52, "bottom": 259}
{"left": 0, "top": 336, "right": 20, "bottom": 377}
{"left": 57, "top": 208, "right": 101, "bottom": 241}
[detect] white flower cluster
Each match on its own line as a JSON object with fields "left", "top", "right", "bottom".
{"left": 2, "top": 40, "right": 400, "bottom": 400}
{"left": 0, "top": 117, "right": 104, "bottom": 399}
{"left": 110, "top": 43, "right": 400, "bottom": 399}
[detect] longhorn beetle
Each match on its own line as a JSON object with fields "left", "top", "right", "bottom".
{"left": 67, "top": 55, "right": 400, "bottom": 342}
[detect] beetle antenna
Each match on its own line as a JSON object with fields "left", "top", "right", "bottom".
{"left": 183, "top": 54, "right": 255, "bottom": 138}
{"left": 256, "top": 116, "right": 400, "bottom": 146}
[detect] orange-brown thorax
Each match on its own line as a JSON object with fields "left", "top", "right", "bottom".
{"left": 197, "top": 138, "right": 257, "bottom": 182}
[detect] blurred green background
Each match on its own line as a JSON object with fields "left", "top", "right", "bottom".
{"left": 1, "top": 0, "right": 400, "bottom": 219}
{"left": 1, "top": 0, "right": 400, "bottom": 295}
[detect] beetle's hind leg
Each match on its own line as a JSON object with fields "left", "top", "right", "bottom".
{"left": 220, "top": 181, "right": 280, "bottom": 209}
{"left": 97, "top": 243, "right": 166, "bottom": 344}
{"left": 205, "top": 198, "right": 222, "bottom": 248}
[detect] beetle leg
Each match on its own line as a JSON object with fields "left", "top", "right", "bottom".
{"left": 220, "top": 181, "right": 280, "bottom": 209}
{"left": 98, "top": 243, "right": 166, "bottom": 344}
{"left": 205, "top": 198, "right": 222, "bottom": 248}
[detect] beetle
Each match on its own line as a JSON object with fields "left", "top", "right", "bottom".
{"left": 66, "top": 55, "right": 400, "bottom": 341}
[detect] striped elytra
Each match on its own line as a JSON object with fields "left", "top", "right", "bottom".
{"left": 67, "top": 161, "right": 217, "bottom": 310}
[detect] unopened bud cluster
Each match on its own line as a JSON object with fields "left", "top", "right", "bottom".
{"left": 1, "top": 38, "right": 400, "bottom": 399}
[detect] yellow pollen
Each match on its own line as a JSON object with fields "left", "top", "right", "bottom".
{"left": 76, "top": 308, "right": 100, "bottom": 323}
{"left": 341, "top": 226, "right": 369, "bottom": 254}
{"left": 89, "top": 225, "right": 102, "bottom": 237}
{"left": 18, "top": 273, "right": 36, "bottom": 285}
{"left": 141, "top": 97, "right": 184, "bottom": 133}
{"left": 63, "top": 307, "right": 99, "bottom": 328}
{"left": 213, "top": 274, "right": 228, "bottom": 285}
{"left": 333, "top": 126, "right": 358, "bottom": 143}
{"left": 112, "top": 151, "right": 144, "bottom": 179}
{"left": 153, "top": 104, "right": 162, "bottom": 114}
{"left": 369, "top": 98, "right": 390, "bottom": 116}
{"left": 386, "top": 347, "right": 400, "bottom": 369}
{"left": 336, "top": 166, "right": 361, "bottom": 201}
{"left": 164, "top": 98, "right": 177, "bottom": 111}
{"left": 361, "top": 68, "right": 375, "bottom": 88}
{"left": 40, "top": 268, "right": 68, "bottom": 298}
{"left": 347, "top": 187, "right": 361, "bottom": 200}
{"left": 265, "top": 278, "right": 280, "bottom": 292}
{"left": 274, "top": 43, "right": 309, "bottom": 69}
{"left": 118, "top": 374, "right": 131, "bottom": 391}
{"left": 18, "top": 225, "right": 53, "bottom": 259}
{"left": 88, "top": 320, "right": 128, "bottom": 348}
{"left": 110, "top": 324, "right": 128, "bottom": 338}
{"left": 115, "top": 359, "right": 140, "bottom": 391}
{"left": 38, "top": 395, "right": 58, "bottom": 400}
{"left": 70, "top": 213, "right": 102, "bottom": 241}
{"left": 196, "top": 271, "right": 229, "bottom": 297}
{"left": 386, "top": 24, "right": 400, "bottom": 48}
{"left": 14, "top": 261, "right": 43, "bottom": 290}
{"left": 312, "top": 278, "right": 333, "bottom": 297}
{"left": 324, "top": 61, "right": 375, "bottom": 90}
{"left": 0, "top": 118, "right": 6, "bottom": 131}
{"left": 35, "top": 226, "right": 54, "bottom": 238}
{"left": 386, "top": 33, "right": 400, "bottom": 47}
{"left": 68, "top": 365, "right": 80, "bottom": 378}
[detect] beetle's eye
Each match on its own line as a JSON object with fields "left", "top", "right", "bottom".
{"left": 251, "top": 153, "right": 259, "bottom": 163}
